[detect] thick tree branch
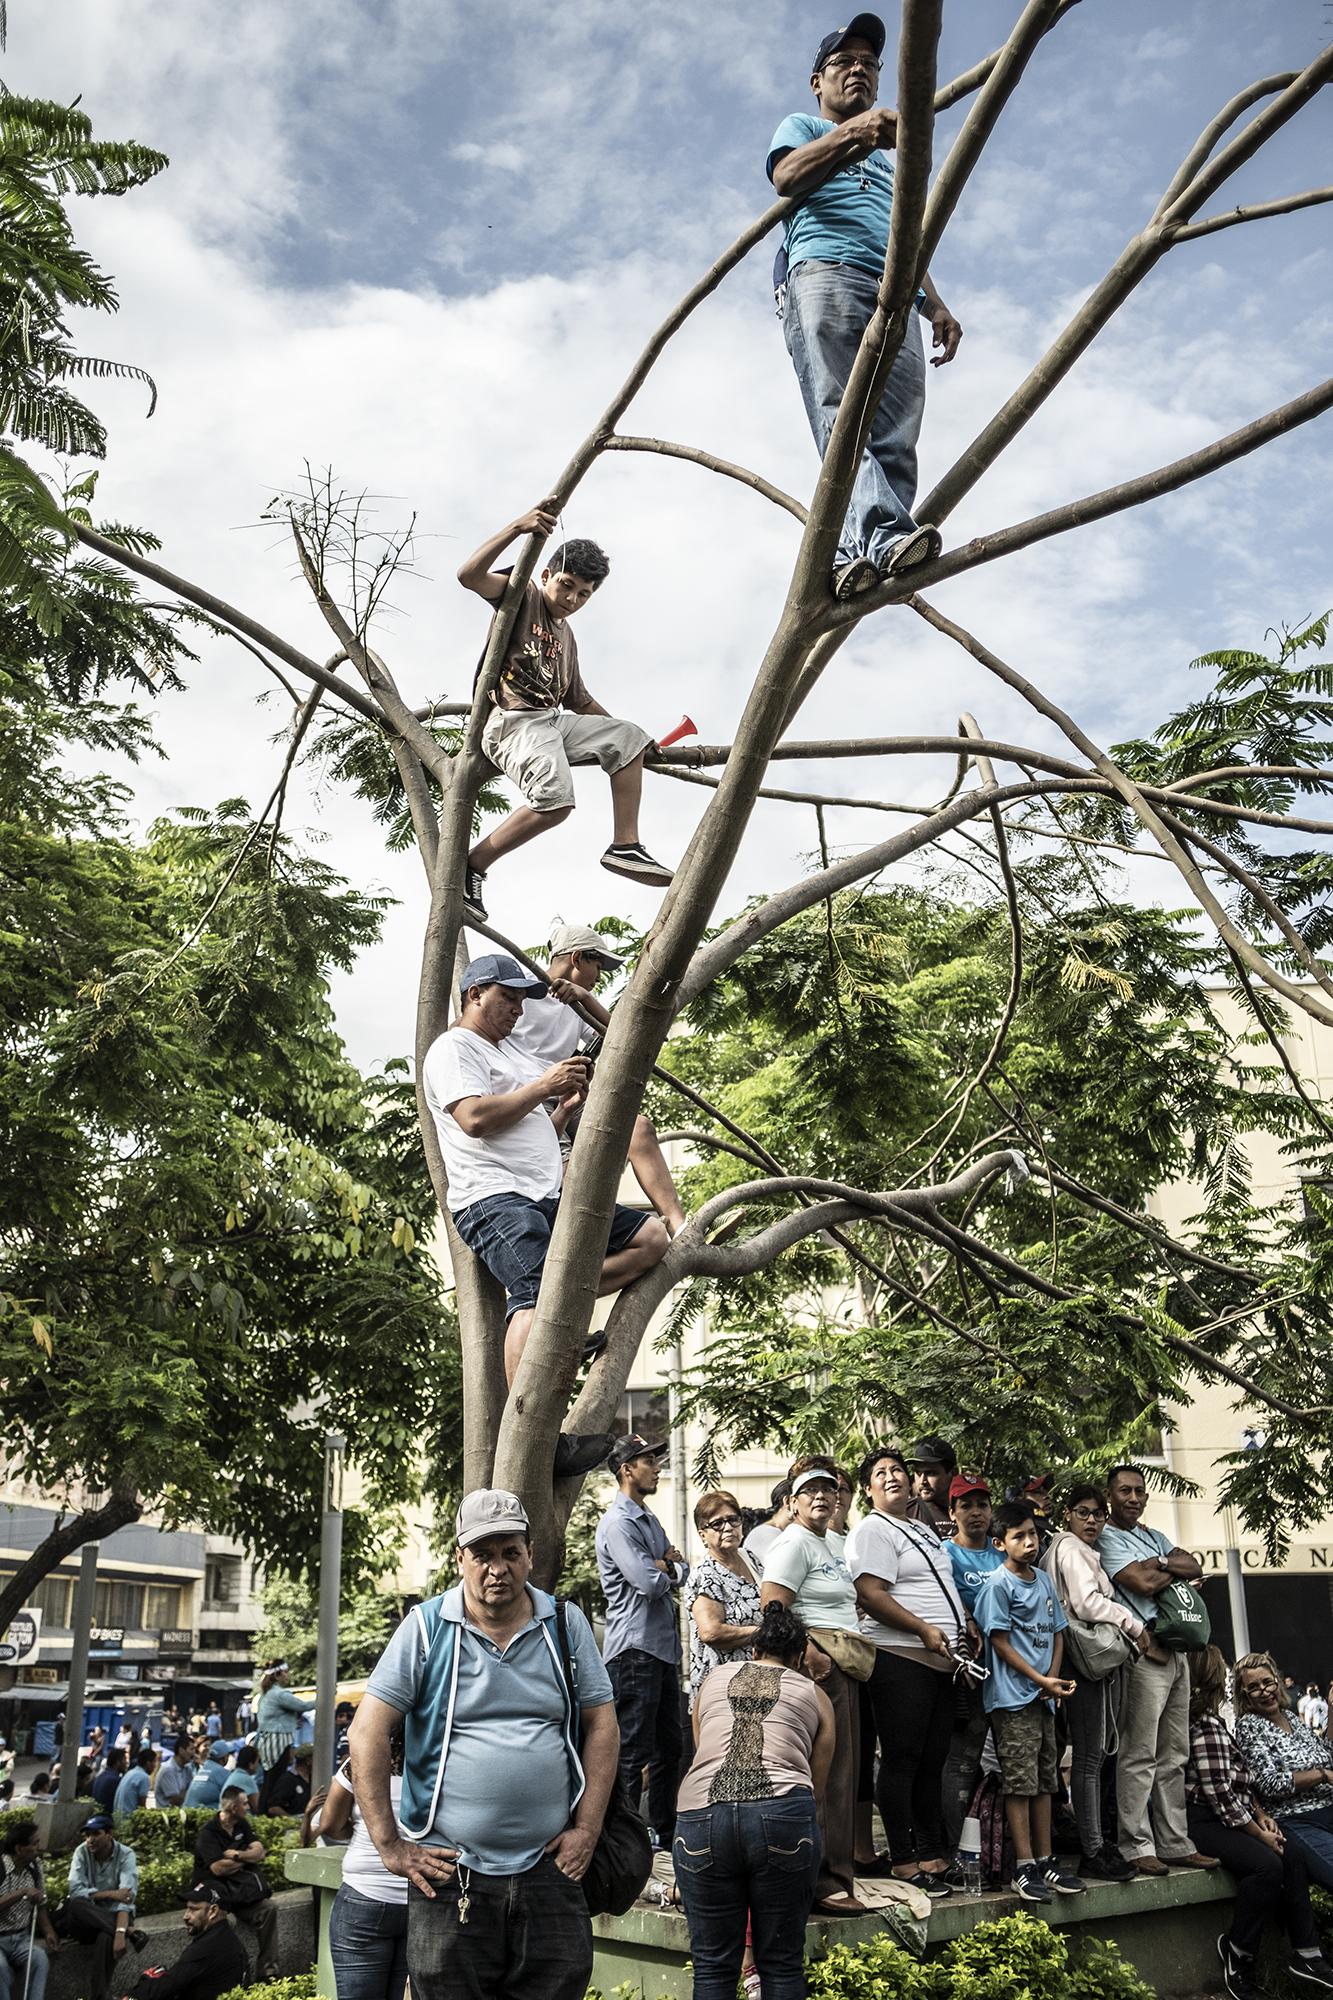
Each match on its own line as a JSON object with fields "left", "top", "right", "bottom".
{"left": 932, "top": 0, "right": 1081, "bottom": 110}
{"left": 1153, "top": 73, "right": 1296, "bottom": 220}
{"left": 1168, "top": 186, "right": 1333, "bottom": 243}
{"left": 602, "top": 437, "right": 807, "bottom": 523}
{"left": 0, "top": 1481, "right": 142, "bottom": 1641}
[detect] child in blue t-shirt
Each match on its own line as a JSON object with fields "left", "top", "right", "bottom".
{"left": 974, "top": 1502, "right": 1084, "bottom": 1905}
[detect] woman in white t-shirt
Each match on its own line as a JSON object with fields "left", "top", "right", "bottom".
{"left": 761, "top": 1456, "right": 868, "bottom": 1916}
{"left": 845, "top": 1444, "right": 974, "bottom": 1896}
{"left": 318, "top": 1736, "right": 408, "bottom": 2000}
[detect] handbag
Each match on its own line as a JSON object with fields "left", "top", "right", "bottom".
{"left": 1060, "top": 1612, "right": 1135, "bottom": 1681}
{"left": 1150, "top": 1578, "right": 1211, "bottom": 1652}
{"left": 808, "top": 1627, "right": 876, "bottom": 1683}
{"left": 554, "top": 1599, "right": 654, "bottom": 1917}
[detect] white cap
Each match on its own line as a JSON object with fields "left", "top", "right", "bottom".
{"left": 455, "top": 1489, "right": 530, "bottom": 1549}
{"left": 791, "top": 1467, "right": 839, "bottom": 1496}
{"left": 548, "top": 923, "right": 623, "bottom": 967}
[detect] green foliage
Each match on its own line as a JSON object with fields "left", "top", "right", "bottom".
{"left": 219, "top": 1976, "right": 324, "bottom": 2000}
{"left": 806, "top": 1930, "right": 944, "bottom": 1998}
{"left": 0, "top": 663, "right": 461, "bottom": 1627}
{"left": 799, "top": 1914, "right": 1154, "bottom": 1999}
{"left": 251, "top": 1571, "right": 406, "bottom": 1682}
{"left": 557, "top": 1483, "right": 609, "bottom": 1622}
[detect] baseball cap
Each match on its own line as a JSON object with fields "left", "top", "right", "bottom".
{"left": 458, "top": 952, "right": 548, "bottom": 1001}
{"left": 455, "top": 1488, "right": 531, "bottom": 1549}
{"left": 84, "top": 1814, "right": 114, "bottom": 1833}
{"left": 949, "top": 1474, "right": 991, "bottom": 1503}
{"left": 548, "top": 923, "right": 623, "bottom": 968}
{"left": 791, "top": 1465, "right": 840, "bottom": 1496}
{"left": 184, "top": 1881, "right": 224, "bottom": 1905}
{"left": 608, "top": 1433, "right": 670, "bottom": 1472}
{"left": 908, "top": 1435, "right": 958, "bottom": 1471}
{"left": 812, "top": 13, "right": 885, "bottom": 72}
{"left": 208, "top": 1741, "right": 230, "bottom": 1763}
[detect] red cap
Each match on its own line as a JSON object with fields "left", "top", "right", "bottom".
{"left": 949, "top": 1474, "right": 990, "bottom": 1503}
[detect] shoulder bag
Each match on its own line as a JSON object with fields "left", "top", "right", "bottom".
{"left": 1127, "top": 1528, "right": 1211, "bottom": 1653}
{"left": 1042, "top": 1537, "right": 1135, "bottom": 1681}
{"left": 554, "top": 1599, "right": 653, "bottom": 1916}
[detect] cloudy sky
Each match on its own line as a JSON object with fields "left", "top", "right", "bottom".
{"left": 19, "top": 1, "right": 1333, "bottom": 1072}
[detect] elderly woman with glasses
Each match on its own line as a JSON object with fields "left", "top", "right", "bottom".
{"left": 1040, "top": 1483, "right": 1159, "bottom": 1882}
{"left": 686, "top": 1491, "right": 762, "bottom": 1712}
{"left": 1235, "top": 1652, "right": 1333, "bottom": 1895}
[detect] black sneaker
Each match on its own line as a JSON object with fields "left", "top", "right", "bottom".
{"left": 1219, "top": 1935, "right": 1259, "bottom": 2000}
{"left": 581, "top": 1331, "right": 608, "bottom": 1366}
{"left": 463, "top": 863, "right": 488, "bottom": 922}
{"left": 1290, "top": 1953, "right": 1333, "bottom": 1992}
{"left": 1040, "top": 1860, "right": 1086, "bottom": 1896}
{"left": 831, "top": 556, "right": 880, "bottom": 601}
{"left": 601, "top": 843, "right": 674, "bottom": 887}
{"left": 554, "top": 1431, "right": 616, "bottom": 1478}
{"left": 1011, "top": 1862, "right": 1052, "bottom": 1904}
{"left": 1079, "top": 1845, "right": 1135, "bottom": 1882}
{"left": 883, "top": 524, "right": 943, "bottom": 575}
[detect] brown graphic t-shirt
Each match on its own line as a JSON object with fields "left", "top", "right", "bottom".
{"left": 491, "top": 582, "right": 591, "bottom": 712}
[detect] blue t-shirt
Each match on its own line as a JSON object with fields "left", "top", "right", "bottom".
{"left": 367, "top": 1591, "right": 613, "bottom": 1874}
{"left": 1097, "top": 1521, "right": 1172, "bottom": 1626}
{"left": 974, "top": 1565, "right": 1067, "bottom": 1713}
{"left": 946, "top": 1541, "right": 1005, "bottom": 1615}
{"left": 113, "top": 1765, "right": 151, "bottom": 1818}
{"left": 767, "top": 111, "right": 899, "bottom": 281}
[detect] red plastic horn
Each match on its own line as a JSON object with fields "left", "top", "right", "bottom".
{"left": 655, "top": 714, "right": 698, "bottom": 749}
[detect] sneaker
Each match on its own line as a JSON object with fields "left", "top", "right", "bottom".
{"left": 581, "top": 1330, "right": 608, "bottom": 1366}
{"left": 1218, "top": 1934, "right": 1260, "bottom": 2000}
{"left": 831, "top": 556, "right": 880, "bottom": 600}
{"left": 742, "top": 1969, "right": 763, "bottom": 2000}
{"left": 1011, "top": 1862, "right": 1052, "bottom": 1904}
{"left": 1041, "top": 1861, "right": 1086, "bottom": 1897}
{"left": 882, "top": 524, "right": 943, "bottom": 575}
{"left": 1079, "top": 1845, "right": 1135, "bottom": 1882}
{"left": 553, "top": 1430, "right": 616, "bottom": 1477}
{"left": 463, "top": 863, "right": 488, "bottom": 922}
{"left": 601, "top": 843, "right": 674, "bottom": 887}
{"left": 1290, "top": 1953, "right": 1333, "bottom": 1992}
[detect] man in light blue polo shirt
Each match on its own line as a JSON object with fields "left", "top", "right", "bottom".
{"left": 1097, "top": 1465, "right": 1215, "bottom": 1877}
{"left": 768, "top": 12, "right": 963, "bottom": 601}
{"left": 349, "top": 1489, "right": 618, "bottom": 2000}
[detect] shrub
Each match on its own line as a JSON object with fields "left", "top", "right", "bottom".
{"left": 798, "top": 1913, "right": 1155, "bottom": 1999}
{"left": 940, "top": 1911, "right": 1070, "bottom": 1997}
{"left": 807, "top": 1934, "right": 945, "bottom": 1999}
{"left": 1066, "top": 1937, "right": 1157, "bottom": 2000}
{"left": 218, "top": 1976, "right": 326, "bottom": 2000}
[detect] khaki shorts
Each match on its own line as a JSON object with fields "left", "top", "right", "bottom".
{"left": 991, "top": 1701, "right": 1058, "bottom": 1798}
{"left": 482, "top": 706, "right": 652, "bottom": 813}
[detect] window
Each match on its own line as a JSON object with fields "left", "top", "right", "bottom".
{"left": 204, "top": 1558, "right": 241, "bottom": 1608}
{"left": 30, "top": 1573, "right": 73, "bottom": 1626}
{"left": 144, "top": 1585, "right": 181, "bottom": 1629}
{"left": 94, "top": 1579, "right": 144, "bottom": 1628}
{"left": 614, "top": 1386, "right": 670, "bottom": 1440}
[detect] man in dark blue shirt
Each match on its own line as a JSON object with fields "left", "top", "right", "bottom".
{"left": 595, "top": 1436, "right": 688, "bottom": 1850}
{"left": 767, "top": 13, "right": 962, "bottom": 601}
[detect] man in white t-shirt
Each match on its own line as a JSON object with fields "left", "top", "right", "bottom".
{"left": 422, "top": 952, "right": 669, "bottom": 1478}
{"left": 507, "top": 923, "right": 685, "bottom": 1235}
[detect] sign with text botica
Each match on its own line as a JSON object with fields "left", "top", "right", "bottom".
{"left": 1192, "top": 1545, "right": 1333, "bottom": 1574}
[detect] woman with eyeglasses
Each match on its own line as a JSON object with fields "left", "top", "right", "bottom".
{"left": 761, "top": 1454, "right": 867, "bottom": 1915}
{"left": 1235, "top": 1652, "right": 1333, "bottom": 1897}
{"left": 1187, "top": 1647, "right": 1333, "bottom": 2000}
{"left": 686, "top": 1491, "right": 762, "bottom": 1712}
{"left": 1041, "top": 1484, "right": 1159, "bottom": 1882}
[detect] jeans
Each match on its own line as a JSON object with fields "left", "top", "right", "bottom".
{"left": 1066, "top": 1671, "right": 1116, "bottom": 1858}
{"left": 0, "top": 1932, "right": 48, "bottom": 2000}
{"left": 864, "top": 1651, "right": 953, "bottom": 1865}
{"left": 607, "top": 1648, "right": 684, "bottom": 1844}
{"left": 452, "top": 1192, "right": 648, "bottom": 1319}
{"left": 405, "top": 1855, "right": 591, "bottom": 2000}
{"left": 1115, "top": 1649, "right": 1191, "bottom": 1862}
{"left": 1189, "top": 1805, "right": 1319, "bottom": 1955}
{"left": 329, "top": 1885, "right": 409, "bottom": 2000}
{"left": 782, "top": 259, "right": 926, "bottom": 569}
{"left": 673, "top": 1794, "right": 820, "bottom": 2000}
{"left": 1281, "top": 1804, "right": 1333, "bottom": 1896}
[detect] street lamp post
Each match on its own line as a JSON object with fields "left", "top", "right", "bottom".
{"left": 312, "top": 1433, "right": 345, "bottom": 1785}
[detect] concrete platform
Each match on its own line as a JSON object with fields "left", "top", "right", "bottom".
{"left": 44, "top": 1888, "right": 314, "bottom": 2000}
{"left": 288, "top": 1845, "right": 1235, "bottom": 1999}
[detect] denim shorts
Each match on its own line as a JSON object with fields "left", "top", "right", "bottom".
{"left": 452, "top": 1191, "right": 650, "bottom": 1318}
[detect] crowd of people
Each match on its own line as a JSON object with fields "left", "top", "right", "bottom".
{"left": 315, "top": 1448, "right": 1333, "bottom": 2000}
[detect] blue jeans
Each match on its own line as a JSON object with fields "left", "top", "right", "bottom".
{"left": 0, "top": 1933, "right": 48, "bottom": 2000}
{"left": 406, "top": 1855, "right": 591, "bottom": 2000}
{"left": 782, "top": 259, "right": 926, "bottom": 568}
{"left": 328, "top": 1885, "right": 408, "bottom": 2000}
{"left": 606, "top": 1648, "right": 684, "bottom": 1845}
{"left": 673, "top": 1794, "right": 820, "bottom": 2000}
{"left": 1282, "top": 1804, "right": 1333, "bottom": 1894}
{"left": 452, "top": 1191, "right": 648, "bottom": 1320}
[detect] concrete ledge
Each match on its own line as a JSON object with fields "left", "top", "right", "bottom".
{"left": 45, "top": 1888, "right": 314, "bottom": 2000}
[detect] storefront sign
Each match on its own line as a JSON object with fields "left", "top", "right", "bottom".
{"left": 89, "top": 1626, "right": 124, "bottom": 1657}
{"left": 0, "top": 1610, "right": 42, "bottom": 1665}
{"left": 1191, "top": 1545, "right": 1333, "bottom": 1573}
{"left": 157, "top": 1629, "right": 194, "bottom": 1657}
{"left": 110, "top": 1663, "right": 141, "bottom": 1682}
{"left": 18, "top": 1667, "right": 58, "bottom": 1685}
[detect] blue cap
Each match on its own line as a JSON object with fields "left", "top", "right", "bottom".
{"left": 813, "top": 14, "right": 885, "bottom": 71}
{"left": 85, "top": 1814, "right": 114, "bottom": 1832}
{"left": 459, "top": 953, "right": 548, "bottom": 1000}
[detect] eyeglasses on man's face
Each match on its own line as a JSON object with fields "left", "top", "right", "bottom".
{"left": 822, "top": 52, "right": 881, "bottom": 73}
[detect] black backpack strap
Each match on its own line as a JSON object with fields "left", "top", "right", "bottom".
{"left": 553, "top": 1596, "right": 579, "bottom": 1711}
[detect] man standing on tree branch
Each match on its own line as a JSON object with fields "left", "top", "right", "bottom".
{"left": 423, "top": 951, "right": 670, "bottom": 1478}
{"left": 351, "top": 1489, "right": 619, "bottom": 2000}
{"left": 768, "top": 13, "right": 962, "bottom": 601}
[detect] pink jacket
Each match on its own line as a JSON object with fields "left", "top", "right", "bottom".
{"left": 1043, "top": 1530, "right": 1146, "bottom": 1640}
